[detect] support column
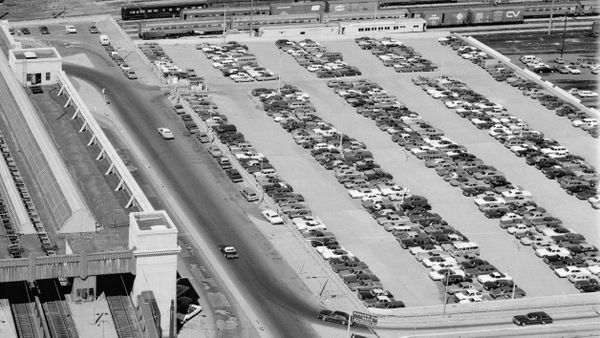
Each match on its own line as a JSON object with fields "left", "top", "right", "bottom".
{"left": 129, "top": 211, "right": 180, "bottom": 337}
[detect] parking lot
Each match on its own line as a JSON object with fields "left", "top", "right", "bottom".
{"left": 160, "top": 32, "right": 597, "bottom": 302}
{"left": 14, "top": 17, "right": 597, "bottom": 308}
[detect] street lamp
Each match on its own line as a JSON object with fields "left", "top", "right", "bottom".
{"left": 443, "top": 269, "right": 451, "bottom": 315}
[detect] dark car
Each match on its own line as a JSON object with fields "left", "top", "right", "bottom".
{"left": 483, "top": 279, "right": 514, "bottom": 291}
{"left": 39, "top": 26, "right": 50, "bottom": 34}
{"left": 512, "top": 311, "right": 553, "bottom": 326}
{"left": 89, "top": 25, "right": 99, "bottom": 34}
{"left": 20, "top": 27, "right": 30, "bottom": 35}
{"left": 218, "top": 245, "right": 239, "bottom": 259}
{"left": 225, "top": 169, "right": 243, "bottom": 183}
{"left": 318, "top": 310, "right": 351, "bottom": 325}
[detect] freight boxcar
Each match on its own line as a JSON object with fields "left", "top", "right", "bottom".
{"left": 468, "top": 7, "right": 524, "bottom": 24}
{"left": 409, "top": 7, "right": 469, "bottom": 26}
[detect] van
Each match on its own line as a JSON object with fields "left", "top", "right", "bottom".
{"left": 520, "top": 55, "right": 537, "bottom": 63}
{"left": 99, "top": 34, "right": 110, "bottom": 46}
{"left": 443, "top": 241, "right": 480, "bottom": 257}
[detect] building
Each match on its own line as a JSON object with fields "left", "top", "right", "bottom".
{"left": 8, "top": 47, "right": 62, "bottom": 86}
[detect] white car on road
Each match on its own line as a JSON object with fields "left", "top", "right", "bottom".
{"left": 262, "top": 209, "right": 283, "bottom": 225}
{"left": 65, "top": 25, "right": 77, "bottom": 34}
{"left": 157, "top": 128, "right": 174, "bottom": 140}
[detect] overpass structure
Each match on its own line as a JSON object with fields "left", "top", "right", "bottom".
{"left": 0, "top": 20, "right": 179, "bottom": 336}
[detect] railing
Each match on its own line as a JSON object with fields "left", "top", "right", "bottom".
{"left": 107, "top": 295, "right": 143, "bottom": 338}
{"left": 56, "top": 71, "right": 153, "bottom": 212}
{"left": 0, "top": 251, "right": 135, "bottom": 283}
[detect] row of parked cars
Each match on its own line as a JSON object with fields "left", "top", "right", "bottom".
{"left": 198, "top": 41, "right": 277, "bottom": 82}
{"left": 328, "top": 78, "right": 535, "bottom": 300}
{"left": 486, "top": 63, "right": 599, "bottom": 137}
{"left": 440, "top": 36, "right": 599, "bottom": 137}
{"left": 355, "top": 37, "right": 438, "bottom": 73}
{"left": 251, "top": 85, "right": 408, "bottom": 308}
{"left": 330, "top": 76, "right": 600, "bottom": 293}
{"left": 416, "top": 76, "right": 599, "bottom": 208}
{"left": 171, "top": 81, "right": 399, "bottom": 307}
{"left": 275, "top": 39, "right": 362, "bottom": 78}
{"left": 252, "top": 83, "right": 526, "bottom": 304}
{"left": 139, "top": 42, "right": 203, "bottom": 83}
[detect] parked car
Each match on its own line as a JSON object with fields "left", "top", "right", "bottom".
{"left": 317, "top": 310, "right": 351, "bottom": 325}
{"left": 262, "top": 209, "right": 283, "bottom": 224}
{"left": 240, "top": 188, "right": 259, "bottom": 202}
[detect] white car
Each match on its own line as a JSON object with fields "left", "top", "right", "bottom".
{"left": 457, "top": 295, "right": 484, "bottom": 303}
{"left": 500, "top": 212, "right": 524, "bottom": 226}
{"left": 409, "top": 245, "right": 443, "bottom": 255}
{"left": 429, "top": 269, "right": 465, "bottom": 281}
{"left": 554, "top": 266, "right": 589, "bottom": 278}
{"left": 157, "top": 128, "right": 174, "bottom": 140}
{"left": 348, "top": 188, "right": 379, "bottom": 199}
{"left": 507, "top": 223, "right": 530, "bottom": 235}
{"left": 65, "top": 25, "right": 77, "bottom": 34}
{"left": 535, "top": 245, "right": 571, "bottom": 258}
{"left": 454, "top": 288, "right": 483, "bottom": 302}
{"left": 564, "top": 65, "right": 581, "bottom": 74}
{"left": 422, "top": 256, "right": 457, "bottom": 268}
{"left": 415, "top": 250, "right": 448, "bottom": 262}
{"left": 477, "top": 272, "right": 512, "bottom": 284}
{"left": 262, "top": 209, "right": 283, "bottom": 225}
{"left": 119, "top": 63, "right": 131, "bottom": 71}
{"left": 589, "top": 195, "right": 600, "bottom": 209}
{"left": 430, "top": 262, "right": 460, "bottom": 272}
{"left": 567, "top": 272, "right": 595, "bottom": 283}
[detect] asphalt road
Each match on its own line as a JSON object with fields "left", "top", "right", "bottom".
{"left": 62, "top": 62, "right": 324, "bottom": 337}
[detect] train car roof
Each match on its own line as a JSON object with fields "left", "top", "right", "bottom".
{"left": 182, "top": 4, "right": 270, "bottom": 13}
{"left": 122, "top": 0, "right": 207, "bottom": 9}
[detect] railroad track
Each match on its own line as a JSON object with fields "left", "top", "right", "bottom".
{"left": 107, "top": 295, "right": 143, "bottom": 338}
{"left": 11, "top": 302, "right": 38, "bottom": 338}
{"left": 42, "top": 300, "right": 78, "bottom": 338}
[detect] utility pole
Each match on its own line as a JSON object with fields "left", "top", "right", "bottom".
{"left": 559, "top": 11, "right": 568, "bottom": 57}
{"left": 547, "top": 0, "right": 554, "bottom": 35}
{"left": 249, "top": 0, "right": 253, "bottom": 37}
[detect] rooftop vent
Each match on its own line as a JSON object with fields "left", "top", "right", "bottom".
{"left": 24, "top": 51, "right": 37, "bottom": 59}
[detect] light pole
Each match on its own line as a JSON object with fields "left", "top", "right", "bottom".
{"left": 511, "top": 239, "right": 520, "bottom": 299}
{"left": 559, "top": 11, "right": 569, "bottom": 58}
{"left": 277, "top": 49, "right": 282, "bottom": 94}
{"left": 443, "top": 269, "right": 451, "bottom": 315}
